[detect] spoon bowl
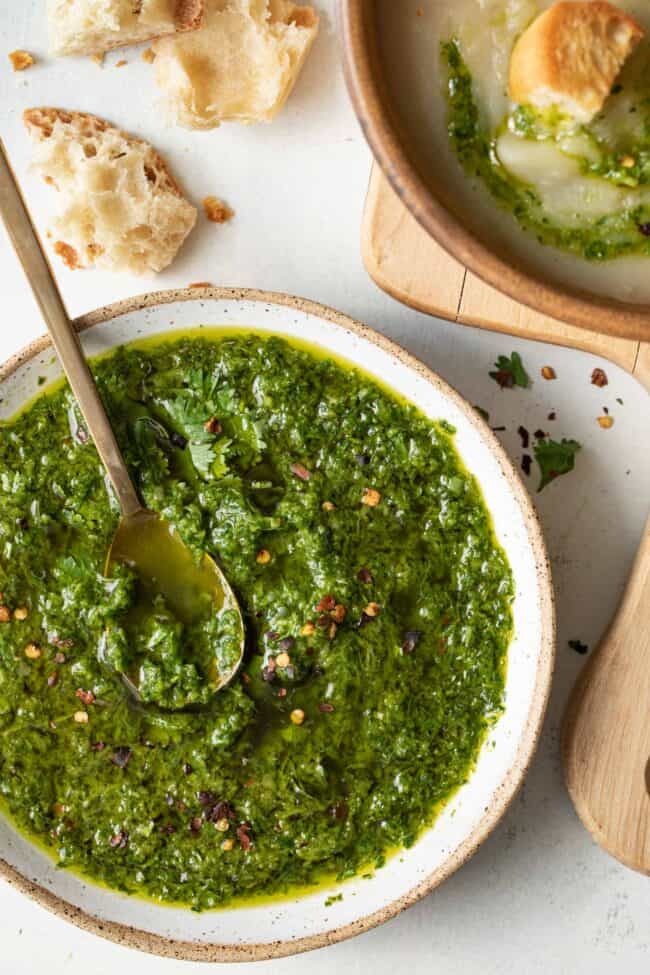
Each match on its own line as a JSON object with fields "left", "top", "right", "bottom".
{"left": 106, "top": 510, "right": 245, "bottom": 706}
{"left": 0, "top": 140, "right": 245, "bottom": 705}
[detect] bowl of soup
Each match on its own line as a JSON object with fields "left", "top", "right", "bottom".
{"left": 0, "top": 288, "right": 554, "bottom": 960}
{"left": 340, "top": 0, "right": 650, "bottom": 340}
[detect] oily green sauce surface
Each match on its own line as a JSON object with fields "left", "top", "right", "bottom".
{"left": 0, "top": 332, "right": 513, "bottom": 909}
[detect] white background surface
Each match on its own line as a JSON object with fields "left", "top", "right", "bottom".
{"left": 0, "top": 2, "right": 649, "bottom": 973}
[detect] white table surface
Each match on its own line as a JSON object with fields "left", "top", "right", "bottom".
{"left": 1, "top": 3, "right": 649, "bottom": 972}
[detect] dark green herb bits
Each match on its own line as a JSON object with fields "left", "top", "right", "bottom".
{"left": 442, "top": 39, "right": 650, "bottom": 261}
{"left": 0, "top": 332, "right": 514, "bottom": 910}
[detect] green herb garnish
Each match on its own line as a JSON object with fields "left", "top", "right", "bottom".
{"left": 489, "top": 352, "right": 529, "bottom": 389}
{"left": 534, "top": 438, "right": 581, "bottom": 491}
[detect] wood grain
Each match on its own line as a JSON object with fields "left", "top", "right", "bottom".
{"left": 362, "top": 166, "right": 649, "bottom": 388}
{"left": 563, "top": 520, "right": 650, "bottom": 874}
{"left": 363, "top": 162, "right": 650, "bottom": 873}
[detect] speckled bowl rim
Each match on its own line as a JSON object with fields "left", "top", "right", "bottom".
{"left": 0, "top": 287, "right": 556, "bottom": 963}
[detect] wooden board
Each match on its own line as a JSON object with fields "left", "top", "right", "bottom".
{"left": 362, "top": 165, "right": 650, "bottom": 391}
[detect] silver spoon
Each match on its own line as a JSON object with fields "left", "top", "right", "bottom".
{"left": 0, "top": 139, "right": 244, "bottom": 704}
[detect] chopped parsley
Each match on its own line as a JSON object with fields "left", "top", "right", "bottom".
{"left": 489, "top": 352, "right": 529, "bottom": 389}
{"left": 533, "top": 438, "right": 582, "bottom": 491}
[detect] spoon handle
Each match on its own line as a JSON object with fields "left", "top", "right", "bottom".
{"left": 562, "top": 516, "right": 650, "bottom": 873}
{"left": 0, "top": 140, "right": 142, "bottom": 519}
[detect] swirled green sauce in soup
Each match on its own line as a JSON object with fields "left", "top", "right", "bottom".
{"left": 0, "top": 332, "right": 513, "bottom": 909}
{"left": 376, "top": 0, "right": 650, "bottom": 303}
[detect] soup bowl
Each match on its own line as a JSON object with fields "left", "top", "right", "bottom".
{"left": 339, "top": 0, "right": 650, "bottom": 342}
{"left": 0, "top": 288, "right": 554, "bottom": 961}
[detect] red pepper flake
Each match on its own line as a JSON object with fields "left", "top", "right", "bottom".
{"left": 290, "top": 463, "right": 311, "bottom": 482}
{"left": 236, "top": 822, "right": 253, "bottom": 851}
{"left": 521, "top": 455, "right": 532, "bottom": 476}
{"left": 111, "top": 747, "right": 132, "bottom": 769}
{"left": 109, "top": 831, "right": 128, "bottom": 849}
{"left": 591, "top": 368, "right": 608, "bottom": 387}
{"left": 277, "top": 687, "right": 287, "bottom": 698}
{"left": 402, "top": 631, "right": 421, "bottom": 655}
{"left": 316, "top": 594, "right": 336, "bottom": 613}
{"left": 328, "top": 801, "right": 349, "bottom": 822}
{"left": 357, "top": 567, "right": 373, "bottom": 584}
{"left": 75, "top": 688, "right": 95, "bottom": 706}
{"left": 517, "top": 426, "right": 529, "bottom": 449}
{"left": 319, "top": 702, "right": 335, "bottom": 713}
{"left": 204, "top": 416, "right": 222, "bottom": 434}
{"left": 241, "top": 672, "right": 251, "bottom": 685}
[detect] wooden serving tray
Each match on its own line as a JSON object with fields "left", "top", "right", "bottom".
{"left": 362, "top": 165, "right": 650, "bottom": 391}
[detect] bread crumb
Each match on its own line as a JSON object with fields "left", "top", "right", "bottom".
{"left": 9, "top": 50, "right": 34, "bottom": 71}
{"left": 142, "top": 48, "right": 156, "bottom": 64}
{"left": 203, "top": 196, "right": 234, "bottom": 224}
{"left": 115, "top": 59, "right": 127, "bottom": 68}
{"left": 597, "top": 415, "right": 614, "bottom": 429}
{"left": 53, "top": 241, "right": 81, "bottom": 270}
{"left": 91, "top": 53, "right": 104, "bottom": 66}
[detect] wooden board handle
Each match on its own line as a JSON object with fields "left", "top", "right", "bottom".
{"left": 562, "top": 517, "right": 650, "bottom": 873}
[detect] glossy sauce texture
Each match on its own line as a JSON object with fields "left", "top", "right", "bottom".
{"left": 0, "top": 332, "right": 513, "bottom": 909}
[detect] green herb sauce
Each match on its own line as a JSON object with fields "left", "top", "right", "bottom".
{"left": 442, "top": 38, "right": 650, "bottom": 260}
{"left": 0, "top": 332, "right": 513, "bottom": 909}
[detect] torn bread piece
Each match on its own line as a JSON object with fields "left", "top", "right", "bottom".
{"left": 509, "top": 1, "right": 644, "bottom": 124}
{"left": 153, "top": 0, "right": 319, "bottom": 129}
{"left": 48, "top": 0, "right": 204, "bottom": 57}
{"left": 24, "top": 108, "right": 197, "bottom": 275}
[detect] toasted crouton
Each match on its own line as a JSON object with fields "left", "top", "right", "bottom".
{"left": 24, "top": 108, "right": 197, "bottom": 275}
{"left": 153, "top": 0, "right": 319, "bottom": 129}
{"left": 48, "top": 0, "right": 204, "bottom": 57}
{"left": 509, "top": 1, "right": 644, "bottom": 123}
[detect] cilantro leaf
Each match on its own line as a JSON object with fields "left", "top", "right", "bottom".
{"left": 489, "top": 352, "right": 529, "bottom": 389}
{"left": 533, "top": 438, "right": 581, "bottom": 491}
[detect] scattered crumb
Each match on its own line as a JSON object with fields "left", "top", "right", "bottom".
{"left": 189, "top": 281, "right": 214, "bottom": 289}
{"left": 142, "top": 48, "right": 156, "bottom": 64}
{"left": 597, "top": 415, "right": 614, "bottom": 429}
{"left": 9, "top": 50, "right": 34, "bottom": 71}
{"left": 591, "top": 367, "right": 608, "bottom": 387}
{"left": 91, "top": 53, "right": 104, "bottom": 66}
{"left": 547, "top": 411, "right": 556, "bottom": 421}
{"left": 203, "top": 196, "right": 234, "bottom": 224}
{"left": 53, "top": 241, "right": 81, "bottom": 270}
{"left": 115, "top": 59, "right": 128, "bottom": 68}
{"left": 541, "top": 366, "right": 556, "bottom": 380}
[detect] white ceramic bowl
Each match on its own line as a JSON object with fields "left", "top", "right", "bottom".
{"left": 0, "top": 289, "right": 554, "bottom": 961}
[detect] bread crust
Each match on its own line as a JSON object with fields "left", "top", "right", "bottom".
{"left": 23, "top": 107, "right": 185, "bottom": 198}
{"left": 49, "top": 0, "right": 204, "bottom": 56}
{"left": 23, "top": 107, "right": 197, "bottom": 274}
{"left": 508, "top": 1, "right": 645, "bottom": 122}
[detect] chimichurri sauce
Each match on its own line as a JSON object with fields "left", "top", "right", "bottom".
{"left": 0, "top": 332, "right": 513, "bottom": 909}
